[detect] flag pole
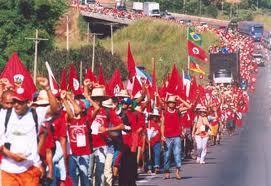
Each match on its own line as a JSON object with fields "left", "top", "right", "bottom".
{"left": 187, "top": 27, "right": 190, "bottom": 76}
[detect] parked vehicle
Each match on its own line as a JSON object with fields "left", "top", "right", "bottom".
{"left": 116, "top": 0, "right": 126, "bottom": 11}
{"left": 132, "top": 2, "right": 143, "bottom": 12}
{"left": 160, "top": 11, "right": 175, "bottom": 20}
{"left": 143, "top": 2, "right": 160, "bottom": 17}
{"left": 238, "top": 21, "right": 264, "bottom": 42}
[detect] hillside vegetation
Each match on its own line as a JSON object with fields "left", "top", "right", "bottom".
{"left": 101, "top": 18, "right": 219, "bottom": 83}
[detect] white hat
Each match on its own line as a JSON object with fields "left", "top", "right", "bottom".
{"left": 91, "top": 87, "right": 107, "bottom": 98}
{"left": 167, "top": 95, "right": 177, "bottom": 103}
{"left": 32, "top": 90, "right": 49, "bottom": 105}
{"left": 116, "top": 89, "right": 130, "bottom": 98}
{"left": 102, "top": 98, "right": 115, "bottom": 108}
{"left": 149, "top": 108, "right": 160, "bottom": 116}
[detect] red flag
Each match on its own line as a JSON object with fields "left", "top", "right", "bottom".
{"left": 108, "top": 69, "right": 124, "bottom": 97}
{"left": 98, "top": 63, "right": 106, "bottom": 86}
{"left": 1, "top": 52, "right": 36, "bottom": 99}
{"left": 176, "top": 74, "right": 186, "bottom": 99}
{"left": 45, "top": 61, "right": 60, "bottom": 96}
{"left": 85, "top": 68, "right": 96, "bottom": 82}
{"left": 132, "top": 77, "right": 142, "bottom": 97}
{"left": 127, "top": 42, "right": 136, "bottom": 79}
{"left": 158, "top": 80, "right": 167, "bottom": 99}
{"left": 188, "top": 76, "right": 198, "bottom": 101}
{"left": 68, "top": 64, "right": 82, "bottom": 96}
{"left": 187, "top": 40, "right": 208, "bottom": 62}
{"left": 166, "top": 64, "right": 179, "bottom": 95}
{"left": 60, "top": 69, "right": 67, "bottom": 90}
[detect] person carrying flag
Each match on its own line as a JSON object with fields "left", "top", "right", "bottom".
{"left": 161, "top": 95, "right": 191, "bottom": 180}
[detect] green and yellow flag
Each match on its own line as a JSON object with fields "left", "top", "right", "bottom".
{"left": 188, "top": 27, "right": 202, "bottom": 46}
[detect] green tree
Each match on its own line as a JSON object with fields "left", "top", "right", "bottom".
{"left": 0, "top": 0, "right": 68, "bottom": 70}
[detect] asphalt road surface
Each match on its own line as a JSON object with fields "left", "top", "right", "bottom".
{"left": 137, "top": 53, "right": 271, "bottom": 186}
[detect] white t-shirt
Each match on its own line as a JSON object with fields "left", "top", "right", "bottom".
{"left": 0, "top": 107, "right": 48, "bottom": 173}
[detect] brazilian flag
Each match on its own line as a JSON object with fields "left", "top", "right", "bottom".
{"left": 188, "top": 27, "right": 202, "bottom": 46}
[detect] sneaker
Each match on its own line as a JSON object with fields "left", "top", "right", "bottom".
{"left": 196, "top": 157, "right": 200, "bottom": 163}
{"left": 147, "top": 170, "right": 152, "bottom": 175}
{"left": 200, "top": 161, "right": 206, "bottom": 164}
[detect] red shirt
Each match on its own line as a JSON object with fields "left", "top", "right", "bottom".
{"left": 52, "top": 111, "right": 67, "bottom": 140}
{"left": 149, "top": 120, "right": 161, "bottom": 146}
{"left": 122, "top": 110, "right": 145, "bottom": 148}
{"left": 88, "top": 107, "right": 122, "bottom": 148}
{"left": 163, "top": 109, "right": 182, "bottom": 138}
{"left": 39, "top": 111, "right": 67, "bottom": 158}
{"left": 67, "top": 115, "right": 91, "bottom": 156}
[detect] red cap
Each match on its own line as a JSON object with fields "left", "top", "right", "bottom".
{"left": 12, "top": 88, "right": 32, "bottom": 102}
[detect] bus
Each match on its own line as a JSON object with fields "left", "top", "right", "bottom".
{"left": 238, "top": 21, "right": 264, "bottom": 42}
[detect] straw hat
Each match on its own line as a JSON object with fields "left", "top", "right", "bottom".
{"left": 195, "top": 104, "right": 207, "bottom": 112}
{"left": 116, "top": 89, "right": 130, "bottom": 98}
{"left": 133, "top": 91, "right": 142, "bottom": 99}
{"left": 102, "top": 98, "right": 115, "bottom": 108}
{"left": 91, "top": 87, "right": 107, "bottom": 98}
{"left": 149, "top": 108, "right": 160, "bottom": 116}
{"left": 167, "top": 95, "right": 177, "bottom": 103}
{"left": 32, "top": 90, "right": 49, "bottom": 105}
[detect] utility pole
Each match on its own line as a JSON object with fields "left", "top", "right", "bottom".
{"left": 183, "top": 0, "right": 186, "bottom": 14}
{"left": 25, "top": 29, "right": 48, "bottom": 85}
{"left": 199, "top": 0, "right": 202, "bottom": 16}
{"left": 86, "top": 22, "right": 91, "bottom": 43}
{"left": 91, "top": 33, "right": 103, "bottom": 72}
{"left": 66, "top": 16, "right": 70, "bottom": 51}
{"left": 222, "top": 1, "right": 224, "bottom": 12}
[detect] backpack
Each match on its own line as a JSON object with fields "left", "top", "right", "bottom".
{"left": 4, "top": 108, "right": 39, "bottom": 134}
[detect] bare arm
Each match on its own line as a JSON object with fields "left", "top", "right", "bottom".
{"left": 36, "top": 77, "right": 59, "bottom": 114}
{"left": 60, "top": 90, "right": 74, "bottom": 119}
{"left": 67, "top": 92, "right": 81, "bottom": 116}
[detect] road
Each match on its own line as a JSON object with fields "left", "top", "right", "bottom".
{"left": 137, "top": 52, "right": 271, "bottom": 186}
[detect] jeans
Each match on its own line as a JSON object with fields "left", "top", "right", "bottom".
{"left": 88, "top": 154, "right": 94, "bottom": 185}
{"left": 146, "top": 142, "right": 161, "bottom": 170}
{"left": 51, "top": 141, "right": 66, "bottom": 186}
{"left": 163, "top": 137, "right": 182, "bottom": 172}
{"left": 195, "top": 135, "right": 208, "bottom": 162}
{"left": 69, "top": 155, "right": 90, "bottom": 186}
{"left": 93, "top": 146, "right": 107, "bottom": 186}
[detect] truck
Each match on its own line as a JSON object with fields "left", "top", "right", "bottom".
{"left": 238, "top": 21, "right": 264, "bottom": 42}
{"left": 116, "top": 0, "right": 126, "bottom": 11}
{"left": 143, "top": 2, "right": 160, "bottom": 17}
{"left": 209, "top": 52, "right": 240, "bottom": 84}
{"left": 132, "top": 2, "right": 143, "bottom": 12}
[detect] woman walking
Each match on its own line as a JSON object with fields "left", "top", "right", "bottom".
{"left": 192, "top": 105, "right": 211, "bottom": 164}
